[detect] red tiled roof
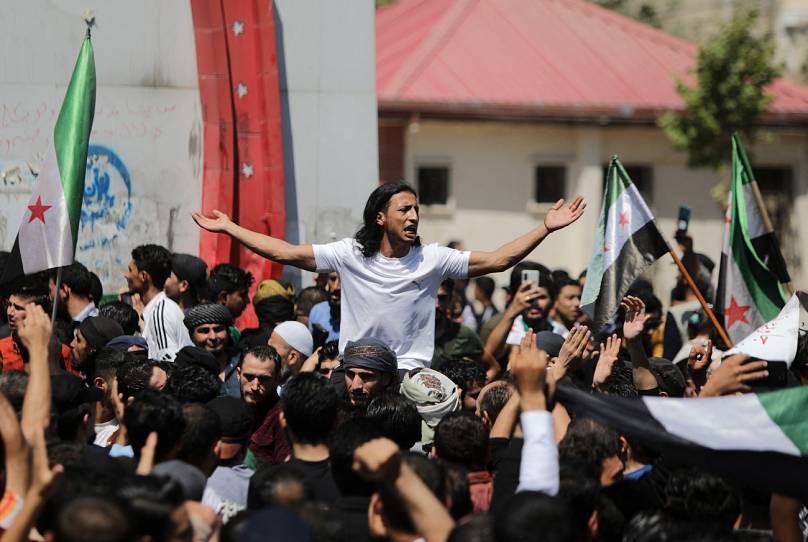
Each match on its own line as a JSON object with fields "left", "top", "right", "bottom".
{"left": 376, "top": 0, "right": 808, "bottom": 124}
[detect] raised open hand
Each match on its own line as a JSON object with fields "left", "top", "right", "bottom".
{"left": 556, "top": 325, "right": 591, "bottom": 376}
{"left": 593, "top": 334, "right": 621, "bottom": 389}
{"left": 544, "top": 196, "right": 586, "bottom": 232}
{"left": 700, "top": 354, "right": 768, "bottom": 397}
{"left": 191, "top": 209, "right": 234, "bottom": 234}
{"left": 621, "top": 296, "right": 648, "bottom": 341}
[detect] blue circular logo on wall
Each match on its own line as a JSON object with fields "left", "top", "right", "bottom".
{"left": 80, "top": 144, "right": 133, "bottom": 250}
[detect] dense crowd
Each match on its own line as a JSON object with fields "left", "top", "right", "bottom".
{"left": 0, "top": 182, "right": 803, "bottom": 542}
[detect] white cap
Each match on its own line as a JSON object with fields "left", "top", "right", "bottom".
{"left": 273, "top": 321, "right": 313, "bottom": 357}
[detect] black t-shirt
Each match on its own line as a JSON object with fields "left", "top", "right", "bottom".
{"left": 287, "top": 457, "right": 340, "bottom": 504}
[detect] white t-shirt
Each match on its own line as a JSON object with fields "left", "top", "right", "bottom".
{"left": 142, "top": 291, "right": 193, "bottom": 361}
{"left": 94, "top": 418, "right": 119, "bottom": 447}
{"left": 312, "top": 238, "right": 470, "bottom": 370}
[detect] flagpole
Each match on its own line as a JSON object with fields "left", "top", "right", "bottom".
{"left": 51, "top": 267, "right": 63, "bottom": 324}
{"left": 669, "top": 250, "right": 733, "bottom": 348}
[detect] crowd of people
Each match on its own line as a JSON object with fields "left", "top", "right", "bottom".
{"left": 0, "top": 181, "right": 804, "bottom": 541}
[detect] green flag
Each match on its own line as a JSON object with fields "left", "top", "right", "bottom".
{"left": 1, "top": 30, "right": 96, "bottom": 284}
{"left": 715, "top": 134, "right": 789, "bottom": 343}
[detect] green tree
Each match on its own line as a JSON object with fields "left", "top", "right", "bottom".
{"left": 659, "top": 10, "right": 779, "bottom": 169}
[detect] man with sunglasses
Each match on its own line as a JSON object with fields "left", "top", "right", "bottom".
{"left": 238, "top": 345, "right": 291, "bottom": 466}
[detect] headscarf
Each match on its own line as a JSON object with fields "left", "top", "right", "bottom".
{"left": 343, "top": 338, "right": 398, "bottom": 374}
{"left": 400, "top": 368, "right": 461, "bottom": 445}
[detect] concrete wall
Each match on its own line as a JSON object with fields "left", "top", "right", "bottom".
{"left": 404, "top": 119, "right": 808, "bottom": 308}
{"left": 275, "top": 0, "right": 378, "bottom": 287}
{"left": 0, "top": 0, "right": 201, "bottom": 294}
{"left": 0, "top": 0, "right": 379, "bottom": 294}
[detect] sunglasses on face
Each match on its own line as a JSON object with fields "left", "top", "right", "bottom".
{"left": 242, "top": 373, "right": 273, "bottom": 384}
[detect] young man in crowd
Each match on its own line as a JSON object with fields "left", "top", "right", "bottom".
{"left": 473, "top": 276, "right": 499, "bottom": 328}
{"left": 194, "top": 183, "right": 585, "bottom": 369}
{"left": 551, "top": 276, "right": 583, "bottom": 335}
{"left": 207, "top": 263, "right": 254, "bottom": 320}
{"left": 69, "top": 316, "right": 124, "bottom": 376}
{"left": 342, "top": 338, "right": 398, "bottom": 413}
{"left": 183, "top": 303, "right": 241, "bottom": 397}
{"left": 277, "top": 372, "right": 340, "bottom": 503}
{"left": 164, "top": 253, "right": 208, "bottom": 313}
{"left": 238, "top": 345, "right": 291, "bottom": 466}
{"left": 124, "top": 244, "right": 192, "bottom": 361}
{"left": 49, "top": 262, "right": 98, "bottom": 333}
{"left": 308, "top": 271, "right": 341, "bottom": 343}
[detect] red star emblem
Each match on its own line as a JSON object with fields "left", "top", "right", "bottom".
{"left": 724, "top": 209, "right": 731, "bottom": 225}
{"left": 27, "top": 195, "right": 52, "bottom": 224}
{"left": 618, "top": 211, "right": 629, "bottom": 227}
{"left": 603, "top": 243, "right": 609, "bottom": 253}
{"left": 725, "top": 296, "right": 751, "bottom": 329}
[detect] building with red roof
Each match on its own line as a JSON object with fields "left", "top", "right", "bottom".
{"left": 376, "top": 0, "right": 808, "bottom": 294}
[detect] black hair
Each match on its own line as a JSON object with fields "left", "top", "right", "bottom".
{"left": 54, "top": 496, "right": 132, "bottom": 542}
{"left": 448, "top": 513, "right": 494, "bottom": 542}
{"left": 559, "top": 417, "right": 621, "bottom": 484}
{"left": 89, "top": 271, "right": 103, "bottom": 304}
{"left": 166, "top": 364, "right": 221, "bottom": 405}
{"left": 365, "top": 393, "right": 422, "bottom": 450}
{"left": 131, "top": 244, "right": 173, "bottom": 290}
{"left": 474, "top": 276, "right": 496, "bottom": 299}
{"left": 551, "top": 269, "right": 571, "bottom": 284}
{"left": 378, "top": 453, "right": 446, "bottom": 534}
{"left": 281, "top": 372, "right": 338, "bottom": 445}
{"left": 328, "top": 417, "right": 383, "bottom": 497}
{"left": 440, "top": 460, "right": 473, "bottom": 520}
{"left": 355, "top": 181, "right": 420, "bottom": 257}
{"left": 123, "top": 389, "right": 185, "bottom": 461}
{"left": 116, "top": 360, "right": 155, "bottom": 402}
{"left": 438, "top": 359, "right": 486, "bottom": 393}
{"left": 478, "top": 384, "right": 513, "bottom": 426}
{"left": 207, "top": 263, "right": 255, "bottom": 296}
{"left": 98, "top": 301, "right": 140, "bottom": 335}
{"left": 494, "top": 491, "right": 582, "bottom": 542}
{"left": 116, "top": 475, "right": 185, "bottom": 542}
{"left": 554, "top": 276, "right": 581, "bottom": 299}
{"left": 604, "top": 360, "right": 640, "bottom": 399}
{"left": 177, "top": 402, "right": 222, "bottom": 470}
{"left": 650, "top": 359, "right": 687, "bottom": 398}
{"left": 558, "top": 464, "right": 600, "bottom": 537}
{"left": 295, "top": 286, "right": 328, "bottom": 318}
{"left": 247, "top": 463, "right": 310, "bottom": 510}
{"left": 241, "top": 344, "right": 282, "bottom": 374}
{"left": 0, "top": 371, "right": 29, "bottom": 413}
{"left": 4, "top": 271, "right": 51, "bottom": 311}
{"left": 88, "top": 347, "right": 131, "bottom": 382}
{"left": 54, "top": 262, "right": 93, "bottom": 298}
{"left": 664, "top": 468, "right": 740, "bottom": 531}
{"left": 434, "top": 411, "right": 489, "bottom": 471}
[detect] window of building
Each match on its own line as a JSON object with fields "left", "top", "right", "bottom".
{"left": 534, "top": 165, "right": 566, "bottom": 204}
{"left": 602, "top": 164, "right": 653, "bottom": 205}
{"left": 417, "top": 166, "right": 450, "bottom": 206}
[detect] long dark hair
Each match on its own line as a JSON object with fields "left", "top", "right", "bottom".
{"left": 355, "top": 182, "right": 420, "bottom": 257}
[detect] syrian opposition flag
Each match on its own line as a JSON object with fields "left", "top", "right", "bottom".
{"left": 556, "top": 382, "right": 808, "bottom": 499}
{"left": 724, "top": 291, "right": 808, "bottom": 366}
{"left": 715, "top": 134, "right": 789, "bottom": 345}
{"left": 581, "top": 156, "right": 669, "bottom": 327}
{"left": 0, "top": 31, "right": 95, "bottom": 284}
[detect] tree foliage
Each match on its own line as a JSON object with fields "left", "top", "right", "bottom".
{"left": 659, "top": 10, "right": 779, "bottom": 169}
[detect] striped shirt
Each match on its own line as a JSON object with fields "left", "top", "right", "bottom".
{"left": 142, "top": 291, "right": 192, "bottom": 361}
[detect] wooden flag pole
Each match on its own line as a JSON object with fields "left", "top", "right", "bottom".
{"left": 669, "top": 250, "right": 733, "bottom": 348}
{"left": 51, "top": 267, "right": 63, "bottom": 324}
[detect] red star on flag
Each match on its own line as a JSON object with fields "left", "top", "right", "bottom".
{"left": 725, "top": 296, "right": 751, "bottom": 328}
{"left": 618, "top": 211, "right": 629, "bottom": 227}
{"left": 27, "top": 196, "right": 52, "bottom": 224}
{"left": 603, "top": 243, "right": 609, "bottom": 253}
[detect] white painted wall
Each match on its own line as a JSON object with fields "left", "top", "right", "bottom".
{"left": 0, "top": 0, "right": 379, "bottom": 294}
{"left": 0, "top": 0, "right": 201, "bottom": 294}
{"left": 275, "top": 0, "right": 378, "bottom": 288}
{"left": 406, "top": 120, "right": 808, "bottom": 309}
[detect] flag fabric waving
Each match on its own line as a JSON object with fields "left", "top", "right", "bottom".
{"left": 0, "top": 31, "right": 96, "bottom": 285}
{"left": 724, "top": 291, "right": 808, "bottom": 367}
{"left": 715, "top": 134, "right": 789, "bottom": 344}
{"left": 556, "top": 382, "right": 808, "bottom": 500}
{"left": 581, "top": 156, "right": 669, "bottom": 327}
